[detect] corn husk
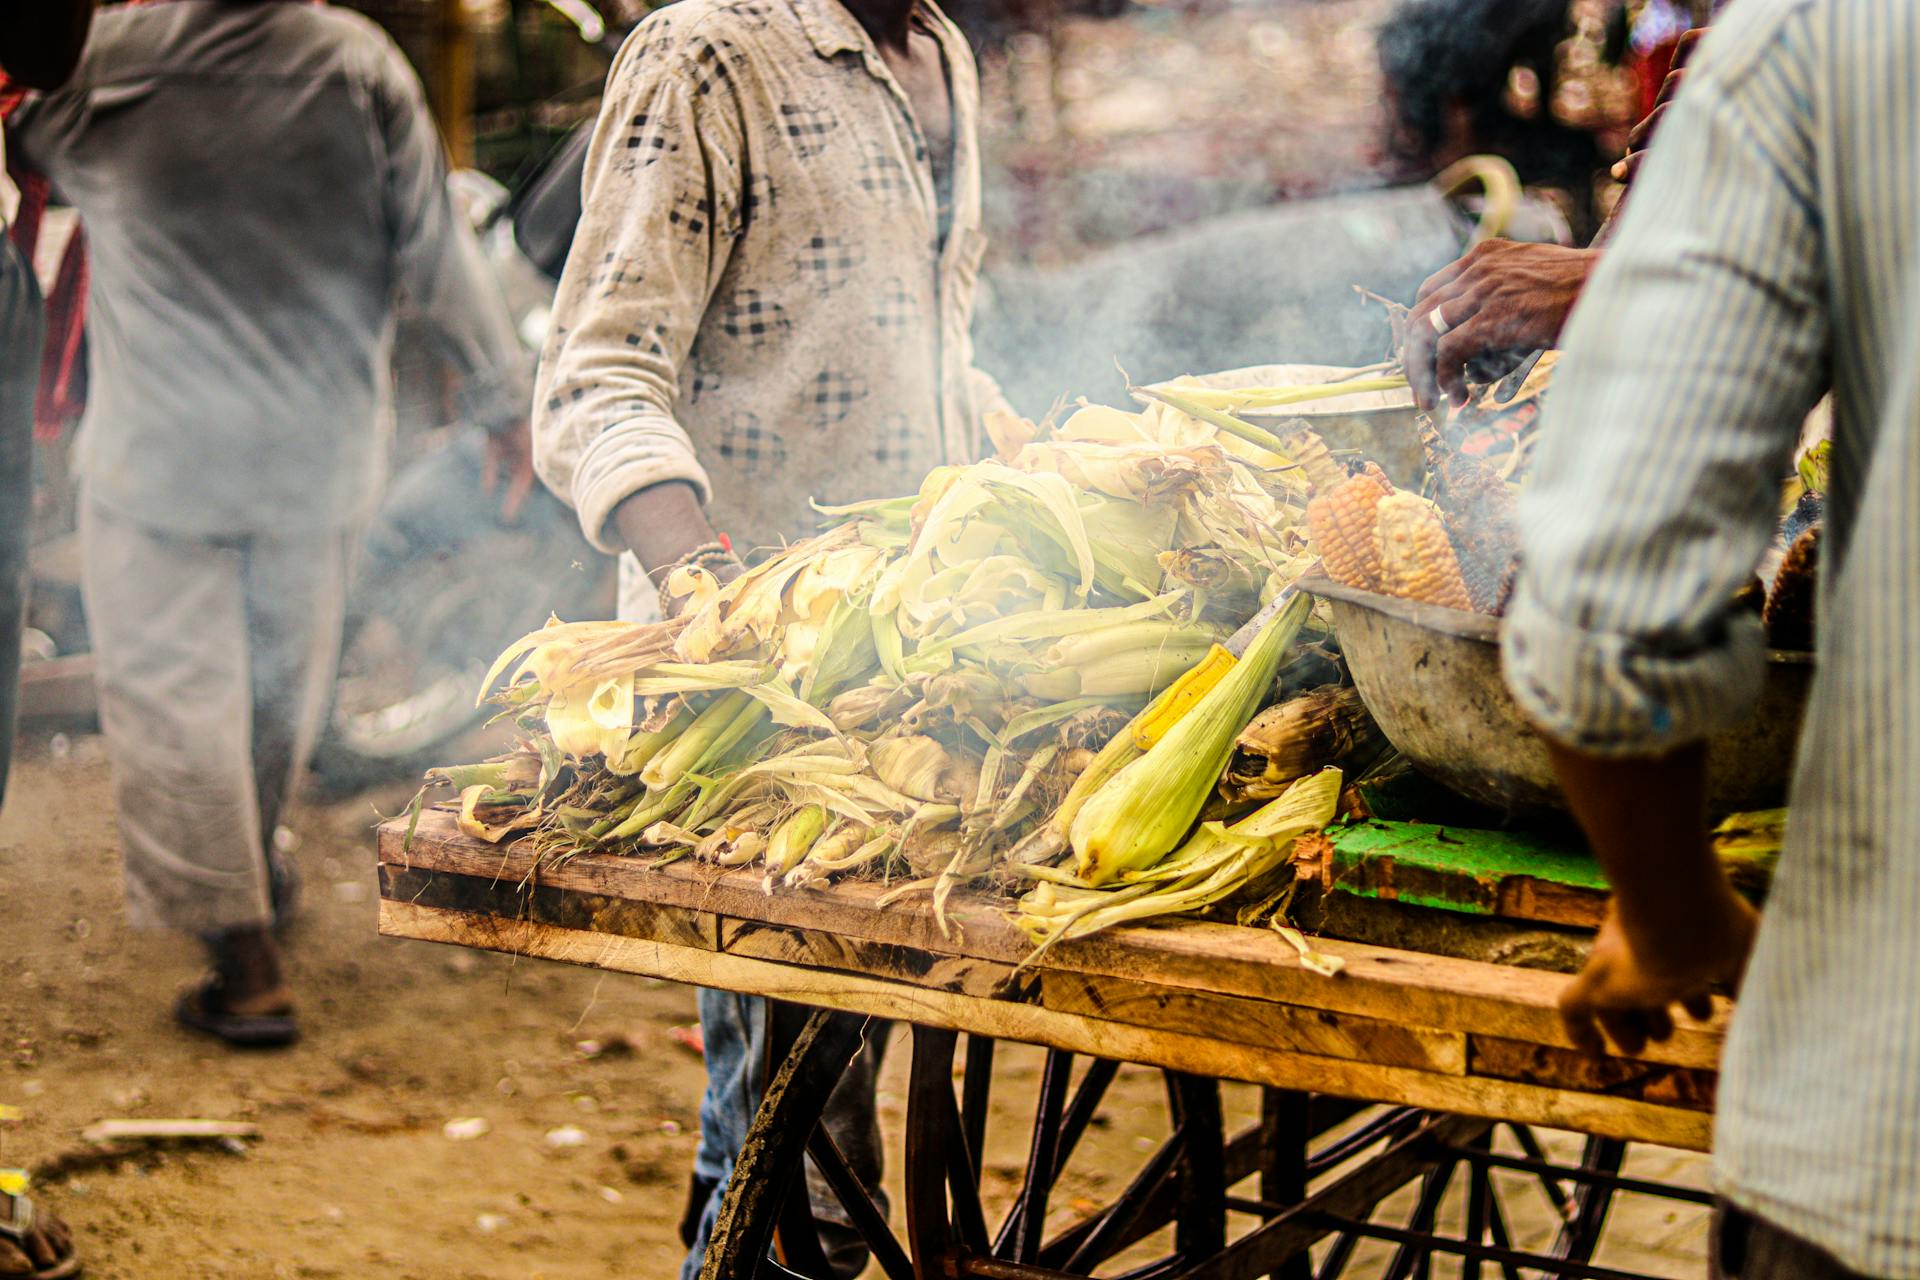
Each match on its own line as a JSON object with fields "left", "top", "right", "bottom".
{"left": 1221, "top": 686, "right": 1382, "bottom": 804}
{"left": 869, "top": 736, "right": 982, "bottom": 807}
{"left": 1016, "top": 768, "right": 1342, "bottom": 951}
{"left": 764, "top": 805, "right": 830, "bottom": 883}
{"left": 1068, "top": 591, "right": 1311, "bottom": 886}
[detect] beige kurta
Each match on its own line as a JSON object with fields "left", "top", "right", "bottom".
{"left": 532, "top": 0, "right": 1008, "bottom": 566}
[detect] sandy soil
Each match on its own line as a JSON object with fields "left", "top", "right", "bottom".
{"left": 1, "top": 734, "right": 715, "bottom": 1279}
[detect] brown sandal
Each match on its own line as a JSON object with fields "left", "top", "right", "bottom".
{"left": 0, "top": 1191, "right": 81, "bottom": 1279}
{"left": 174, "top": 977, "right": 298, "bottom": 1049}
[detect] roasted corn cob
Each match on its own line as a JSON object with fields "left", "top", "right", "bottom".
{"left": 1279, "top": 425, "right": 1349, "bottom": 494}
{"left": 1306, "top": 463, "right": 1394, "bottom": 591}
{"left": 1419, "top": 421, "right": 1519, "bottom": 613}
{"left": 1765, "top": 524, "right": 1820, "bottom": 651}
{"left": 1221, "top": 685, "right": 1382, "bottom": 804}
{"left": 1374, "top": 491, "right": 1475, "bottom": 612}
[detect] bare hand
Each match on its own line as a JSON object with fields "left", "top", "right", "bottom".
{"left": 1612, "top": 27, "right": 1706, "bottom": 184}
{"left": 610, "top": 482, "right": 741, "bottom": 618}
{"left": 1559, "top": 893, "right": 1757, "bottom": 1058}
{"left": 1405, "top": 241, "right": 1599, "bottom": 410}
{"left": 481, "top": 421, "right": 537, "bottom": 525}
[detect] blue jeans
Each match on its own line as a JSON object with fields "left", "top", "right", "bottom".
{"left": 680, "top": 990, "right": 888, "bottom": 1280}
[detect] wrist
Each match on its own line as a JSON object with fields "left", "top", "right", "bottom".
{"left": 611, "top": 481, "right": 713, "bottom": 572}
{"left": 1613, "top": 875, "right": 1748, "bottom": 978}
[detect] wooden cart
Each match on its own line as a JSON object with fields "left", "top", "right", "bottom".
{"left": 379, "top": 809, "right": 1723, "bottom": 1280}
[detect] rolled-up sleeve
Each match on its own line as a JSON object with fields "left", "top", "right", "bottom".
{"left": 1501, "top": 13, "right": 1828, "bottom": 756}
{"left": 532, "top": 29, "right": 740, "bottom": 555}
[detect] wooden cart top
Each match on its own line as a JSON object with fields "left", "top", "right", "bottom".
{"left": 377, "top": 809, "right": 1725, "bottom": 1151}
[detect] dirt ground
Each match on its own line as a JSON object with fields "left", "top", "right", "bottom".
{"left": 1, "top": 729, "right": 1715, "bottom": 1280}
{"left": 1, "top": 734, "right": 707, "bottom": 1279}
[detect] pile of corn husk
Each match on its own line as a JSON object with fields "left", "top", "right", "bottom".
{"left": 418, "top": 375, "right": 1396, "bottom": 937}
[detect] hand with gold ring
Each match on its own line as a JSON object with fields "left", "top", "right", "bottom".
{"left": 1404, "top": 240, "right": 1600, "bottom": 411}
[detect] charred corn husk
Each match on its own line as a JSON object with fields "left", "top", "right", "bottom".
{"left": 1373, "top": 492, "right": 1475, "bottom": 612}
{"left": 1222, "top": 686, "right": 1382, "bottom": 803}
{"left": 1765, "top": 524, "right": 1820, "bottom": 651}
{"left": 1305, "top": 464, "right": 1394, "bottom": 591}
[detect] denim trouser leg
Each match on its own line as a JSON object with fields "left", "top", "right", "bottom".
{"left": 680, "top": 990, "right": 888, "bottom": 1280}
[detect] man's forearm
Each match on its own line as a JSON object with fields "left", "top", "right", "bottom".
{"left": 0, "top": 0, "right": 94, "bottom": 90}
{"left": 612, "top": 481, "right": 725, "bottom": 588}
{"left": 1545, "top": 739, "right": 1748, "bottom": 960}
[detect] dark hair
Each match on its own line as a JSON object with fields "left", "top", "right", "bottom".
{"left": 1377, "top": 0, "right": 1571, "bottom": 163}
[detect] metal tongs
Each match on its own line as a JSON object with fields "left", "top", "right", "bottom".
{"left": 1466, "top": 347, "right": 1547, "bottom": 404}
{"left": 1222, "top": 571, "right": 1318, "bottom": 658}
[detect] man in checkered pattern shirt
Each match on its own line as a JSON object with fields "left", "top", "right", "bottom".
{"left": 532, "top": 0, "right": 1011, "bottom": 616}
{"left": 531, "top": 0, "right": 1010, "bottom": 1273}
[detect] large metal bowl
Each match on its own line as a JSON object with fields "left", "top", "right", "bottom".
{"left": 1306, "top": 575, "right": 1812, "bottom": 819}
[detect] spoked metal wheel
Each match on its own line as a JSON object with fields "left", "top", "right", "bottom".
{"left": 699, "top": 1012, "right": 1235, "bottom": 1280}
{"left": 1324, "top": 1123, "right": 1718, "bottom": 1280}
{"left": 702, "top": 1008, "right": 1709, "bottom": 1280}
{"left": 905, "top": 1026, "right": 1231, "bottom": 1279}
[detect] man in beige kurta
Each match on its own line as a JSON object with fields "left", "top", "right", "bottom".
{"left": 532, "top": 0, "right": 1007, "bottom": 1269}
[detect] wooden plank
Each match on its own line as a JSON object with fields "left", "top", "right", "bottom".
{"left": 1493, "top": 876, "right": 1610, "bottom": 929}
{"left": 379, "top": 864, "right": 721, "bottom": 953}
{"left": 719, "top": 919, "right": 1035, "bottom": 1002}
{"left": 378, "top": 898, "right": 1713, "bottom": 1151}
{"left": 1469, "top": 1036, "right": 1718, "bottom": 1114}
{"left": 1306, "top": 824, "right": 1611, "bottom": 928}
{"left": 721, "top": 917, "right": 1466, "bottom": 1075}
{"left": 379, "top": 815, "right": 1009, "bottom": 955}
{"left": 1039, "top": 923, "right": 1725, "bottom": 1072}
{"left": 380, "top": 812, "right": 1727, "bottom": 1071}
{"left": 390, "top": 863, "right": 1457, "bottom": 1076}
{"left": 1039, "top": 972, "right": 1468, "bottom": 1076}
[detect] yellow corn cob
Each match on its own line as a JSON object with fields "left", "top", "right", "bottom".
{"left": 1374, "top": 492, "right": 1475, "bottom": 611}
{"left": 1279, "top": 426, "right": 1348, "bottom": 494}
{"left": 1305, "top": 463, "right": 1394, "bottom": 591}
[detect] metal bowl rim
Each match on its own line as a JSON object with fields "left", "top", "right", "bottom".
{"left": 1301, "top": 573, "right": 1815, "bottom": 667}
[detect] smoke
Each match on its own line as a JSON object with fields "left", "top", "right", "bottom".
{"left": 974, "top": 182, "right": 1471, "bottom": 417}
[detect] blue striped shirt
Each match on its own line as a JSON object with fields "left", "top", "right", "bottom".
{"left": 1501, "top": 2, "right": 1920, "bottom": 1272}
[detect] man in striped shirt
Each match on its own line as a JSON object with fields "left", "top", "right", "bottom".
{"left": 1502, "top": 2, "right": 1920, "bottom": 1276}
